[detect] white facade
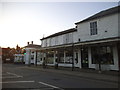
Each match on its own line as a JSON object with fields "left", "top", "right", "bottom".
{"left": 40, "top": 6, "right": 119, "bottom": 71}
{"left": 24, "top": 43, "right": 41, "bottom": 65}
{"left": 41, "top": 31, "right": 76, "bottom": 47}
{"left": 75, "top": 12, "right": 119, "bottom": 71}
{"left": 77, "top": 13, "right": 118, "bottom": 42}
{"left": 14, "top": 54, "right": 24, "bottom": 63}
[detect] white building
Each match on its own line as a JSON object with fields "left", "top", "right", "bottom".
{"left": 14, "top": 54, "right": 24, "bottom": 63}
{"left": 74, "top": 6, "right": 120, "bottom": 71}
{"left": 24, "top": 41, "right": 41, "bottom": 65}
{"left": 40, "top": 6, "right": 120, "bottom": 71}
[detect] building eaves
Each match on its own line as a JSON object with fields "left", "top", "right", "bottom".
{"left": 40, "top": 28, "right": 77, "bottom": 40}
{"left": 75, "top": 6, "right": 119, "bottom": 25}
{"left": 24, "top": 44, "right": 41, "bottom": 49}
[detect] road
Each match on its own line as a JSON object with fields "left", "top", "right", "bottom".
{"left": 2, "top": 64, "right": 118, "bottom": 89}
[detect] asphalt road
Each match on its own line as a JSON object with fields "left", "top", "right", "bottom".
{"left": 1, "top": 64, "right": 118, "bottom": 90}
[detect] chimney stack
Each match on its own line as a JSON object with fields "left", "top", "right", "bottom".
{"left": 27, "top": 42, "right": 29, "bottom": 45}
{"left": 31, "top": 41, "right": 33, "bottom": 44}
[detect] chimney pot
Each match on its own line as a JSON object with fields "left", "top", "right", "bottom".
{"left": 31, "top": 41, "right": 33, "bottom": 44}
{"left": 27, "top": 42, "right": 29, "bottom": 45}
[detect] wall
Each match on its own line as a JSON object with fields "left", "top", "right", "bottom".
{"left": 25, "top": 49, "right": 30, "bottom": 64}
{"left": 118, "top": 12, "right": 120, "bottom": 37}
{"left": 77, "top": 13, "right": 119, "bottom": 42}
{"left": 41, "top": 31, "right": 76, "bottom": 47}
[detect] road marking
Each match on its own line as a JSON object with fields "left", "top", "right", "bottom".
{"left": 1, "top": 76, "right": 23, "bottom": 79}
{"left": 6, "top": 72, "right": 23, "bottom": 78}
{"left": 1, "top": 72, "right": 23, "bottom": 79}
{"left": 38, "top": 81, "right": 63, "bottom": 89}
{"left": 1, "top": 81, "right": 35, "bottom": 83}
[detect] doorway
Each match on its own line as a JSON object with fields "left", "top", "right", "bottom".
{"left": 81, "top": 47, "right": 88, "bottom": 68}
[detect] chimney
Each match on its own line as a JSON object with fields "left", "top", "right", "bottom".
{"left": 27, "top": 42, "right": 29, "bottom": 45}
{"left": 31, "top": 41, "right": 33, "bottom": 44}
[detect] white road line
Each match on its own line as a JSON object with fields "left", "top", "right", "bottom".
{"left": 1, "top": 76, "right": 23, "bottom": 79}
{"left": 6, "top": 72, "right": 23, "bottom": 78}
{"left": 1, "top": 81, "right": 35, "bottom": 83}
{"left": 38, "top": 81, "right": 61, "bottom": 89}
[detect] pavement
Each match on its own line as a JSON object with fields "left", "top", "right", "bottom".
{"left": 20, "top": 64, "right": 119, "bottom": 83}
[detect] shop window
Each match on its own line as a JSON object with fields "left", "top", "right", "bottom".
{"left": 91, "top": 46, "right": 114, "bottom": 64}
{"left": 47, "top": 53, "right": 54, "bottom": 64}
{"left": 59, "top": 52, "right": 64, "bottom": 63}
{"left": 66, "top": 51, "right": 73, "bottom": 64}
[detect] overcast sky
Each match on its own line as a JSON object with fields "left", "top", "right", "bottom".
{"left": 0, "top": 1, "right": 118, "bottom": 48}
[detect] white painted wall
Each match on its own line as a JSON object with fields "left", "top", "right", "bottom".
{"left": 118, "top": 12, "right": 120, "bottom": 37}
{"left": 73, "top": 31, "right": 78, "bottom": 43}
{"left": 25, "top": 49, "right": 30, "bottom": 64}
{"left": 77, "top": 13, "right": 119, "bottom": 42}
{"left": 25, "top": 48, "right": 38, "bottom": 65}
{"left": 42, "top": 40, "right": 47, "bottom": 47}
{"left": 41, "top": 31, "right": 76, "bottom": 47}
{"left": 47, "top": 38, "right": 50, "bottom": 47}
{"left": 58, "top": 35, "right": 63, "bottom": 45}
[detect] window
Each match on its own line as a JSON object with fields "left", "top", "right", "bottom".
{"left": 47, "top": 53, "right": 54, "bottom": 64}
{"left": 65, "top": 51, "right": 73, "bottom": 64}
{"left": 31, "top": 55, "right": 34, "bottom": 60}
{"left": 90, "top": 21, "right": 97, "bottom": 35}
{"left": 58, "top": 52, "right": 64, "bottom": 63}
{"left": 55, "top": 37, "right": 58, "bottom": 45}
{"left": 91, "top": 46, "right": 114, "bottom": 64}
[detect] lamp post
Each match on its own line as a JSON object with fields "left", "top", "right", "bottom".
{"left": 98, "top": 46, "right": 101, "bottom": 73}
{"left": 72, "top": 43, "right": 74, "bottom": 71}
{"left": 28, "top": 50, "right": 31, "bottom": 67}
{"left": 35, "top": 50, "right": 37, "bottom": 66}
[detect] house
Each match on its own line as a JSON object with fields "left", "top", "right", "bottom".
{"left": 14, "top": 54, "right": 24, "bottom": 64}
{"left": 2, "top": 47, "right": 15, "bottom": 63}
{"left": 11, "top": 45, "right": 25, "bottom": 64}
{"left": 40, "top": 6, "right": 120, "bottom": 71}
{"left": 0, "top": 47, "right": 2, "bottom": 64}
{"left": 24, "top": 41, "right": 41, "bottom": 65}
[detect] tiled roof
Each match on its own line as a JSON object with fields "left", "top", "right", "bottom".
{"left": 40, "top": 28, "right": 77, "bottom": 40}
{"left": 75, "top": 6, "right": 119, "bottom": 25}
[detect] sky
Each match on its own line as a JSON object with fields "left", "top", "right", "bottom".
{"left": 0, "top": 0, "right": 119, "bottom": 48}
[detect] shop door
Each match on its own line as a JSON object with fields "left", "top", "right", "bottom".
{"left": 81, "top": 47, "right": 88, "bottom": 68}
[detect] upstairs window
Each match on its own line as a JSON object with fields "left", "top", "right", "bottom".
{"left": 90, "top": 21, "right": 97, "bottom": 35}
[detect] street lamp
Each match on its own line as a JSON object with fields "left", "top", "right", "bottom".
{"left": 72, "top": 43, "right": 74, "bottom": 71}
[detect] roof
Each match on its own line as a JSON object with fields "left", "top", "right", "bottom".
{"left": 24, "top": 44, "right": 41, "bottom": 49}
{"left": 40, "top": 28, "right": 77, "bottom": 40}
{"left": 75, "top": 6, "right": 119, "bottom": 25}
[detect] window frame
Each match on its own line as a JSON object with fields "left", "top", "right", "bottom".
{"left": 90, "top": 21, "right": 98, "bottom": 35}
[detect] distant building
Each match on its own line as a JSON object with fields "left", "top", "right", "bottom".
{"left": 2, "top": 47, "right": 15, "bottom": 63}
{"left": 40, "top": 6, "right": 120, "bottom": 71}
{"left": 2, "top": 44, "right": 24, "bottom": 64}
{"left": 14, "top": 45, "right": 25, "bottom": 64}
{"left": 0, "top": 47, "right": 2, "bottom": 64}
{"left": 24, "top": 41, "right": 41, "bottom": 65}
{"left": 14, "top": 54, "right": 24, "bottom": 64}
